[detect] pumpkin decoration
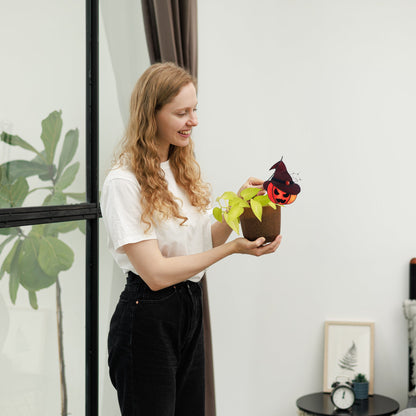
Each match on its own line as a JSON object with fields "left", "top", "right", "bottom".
{"left": 263, "top": 159, "right": 301, "bottom": 205}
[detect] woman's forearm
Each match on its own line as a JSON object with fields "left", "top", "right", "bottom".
{"left": 211, "top": 220, "right": 233, "bottom": 247}
{"left": 125, "top": 239, "right": 237, "bottom": 290}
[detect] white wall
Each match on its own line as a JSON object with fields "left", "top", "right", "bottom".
{"left": 196, "top": 1, "right": 416, "bottom": 414}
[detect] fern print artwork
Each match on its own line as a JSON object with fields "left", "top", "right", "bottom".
{"left": 338, "top": 341, "right": 358, "bottom": 372}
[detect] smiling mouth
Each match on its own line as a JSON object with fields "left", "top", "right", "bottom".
{"left": 178, "top": 129, "right": 191, "bottom": 136}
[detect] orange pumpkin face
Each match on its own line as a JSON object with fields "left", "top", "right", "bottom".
{"left": 266, "top": 182, "right": 297, "bottom": 205}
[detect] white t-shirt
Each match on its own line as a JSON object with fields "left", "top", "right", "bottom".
{"left": 100, "top": 160, "right": 213, "bottom": 282}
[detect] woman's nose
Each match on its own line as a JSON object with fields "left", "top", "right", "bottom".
{"left": 187, "top": 112, "right": 198, "bottom": 126}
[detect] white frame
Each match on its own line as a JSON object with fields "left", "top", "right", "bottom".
{"left": 323, "top": 321, "right": 374, "bottom": 394}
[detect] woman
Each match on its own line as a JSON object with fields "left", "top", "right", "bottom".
{"left": 101, "top": 62, "right": 282, "bottom": 416}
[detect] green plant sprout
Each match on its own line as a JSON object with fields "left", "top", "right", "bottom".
{"left": 213, "top": 187, "right": 276, "bottom": 234}
{"left": 0, "top": 110, "right": 84, "bottom": 416}
{"left": 353, "top": 373, "right": 368, "bottom": 383}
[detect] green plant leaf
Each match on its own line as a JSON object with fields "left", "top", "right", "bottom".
{"left": 0, "top": 177, "right": 29, "bottom": 208}
{"left": 41, "top": 110, "right": 62, "bottom": 164}
{"left": 0, "top": 227, "right": 18, "bottom": 236}
{"left": 55, "top": 162, "right": 79, "bottom": 191}
{"left": 11, "top": 177, "right": 29, "bottom": 207}
{"left": 219, "top": 191, "right": 239, "bottom": 201}
{"left": 0, "top": 239, "right": 21, "bottom": 279}
{"left": 43, "top": 192, "right": 66, "bottom": 206}
{"left": 224, "top": 212, "right": 240, "bottom": 234}
{"left": 240, "top": 187, "right": 261, "bottom": 201}
{"left": 250, "top": 199, "right": 263, "bottom": 222}
{"left": 18, "top": 237, "right": 57, "bottom": 291}
{"left": 38, "top": 236, "right": 74, "bottom": 276}
{"left": 0, "top": 160, "right": 51, "bottom": 183}
{"left": 65, "top": 192, "right": 85, "bottom": 201}
{"left": 0, "top": 234, "right": 17, "bottom": 257}
{"left": 253, "top": 194, "right": 273, "bottom": 207}
{"left": 9, "top": 239, "right": 23, "bottom": 304}
{"left": 227, "top": 205, "right": 244, "bottom": 222}
{"left": 1, "top": 132, "right": 41, "bottom": 155}
{"left": 28, "top": 291, "right": 39, "bottom": 310}
{"left": 213, "top": 207, "right": 223, "bottom": 222}
{"left": 44, "top": 221, "right": 79, "bottom": 236}
{"left": 78, "top": 221, "right": 86, "bottom": 234}
{"left": 56, "top": 129, "right": 79, "bottom": 181}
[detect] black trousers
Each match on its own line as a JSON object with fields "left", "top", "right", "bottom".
{"left": 108, "top": 272, "right": 205, "bottom": 416}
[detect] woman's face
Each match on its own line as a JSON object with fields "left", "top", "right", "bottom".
{"left": 155, "top": 82, "right": 198, "bottom": 161}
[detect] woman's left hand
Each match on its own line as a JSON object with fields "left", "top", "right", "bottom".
{"left": 238, "top": 177, "right": 265, "bottom": 196}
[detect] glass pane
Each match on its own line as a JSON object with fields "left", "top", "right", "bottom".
{"left": 0, "top": 221, "right": 86, "bottom": 415}
{"left": 0, "top": 1, "right": 86, "bottom": 207}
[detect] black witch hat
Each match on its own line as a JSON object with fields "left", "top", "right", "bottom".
{"left": 263, "top": 160, "right": 301, "bottom": 195}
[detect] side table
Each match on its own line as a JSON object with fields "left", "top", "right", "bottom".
{"left": 296, "top": 392, "right": 399, "bottom": 416}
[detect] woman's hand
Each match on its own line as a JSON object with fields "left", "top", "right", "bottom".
{"left": 232, "top": 235, "right": 282, "bottom": 256}
{"left": 238, "top": 177, "right": 265, "bottom": 196}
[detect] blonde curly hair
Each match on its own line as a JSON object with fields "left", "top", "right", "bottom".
{"left": 114, "top": 62, "right": 211, "bottom": 232}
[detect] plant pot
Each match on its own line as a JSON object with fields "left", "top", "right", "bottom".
{"left": 353, "top": 382, "right": 369, "bottom": 400}
{"left": 240, "top": 205, "right": 281, "bottom": 243}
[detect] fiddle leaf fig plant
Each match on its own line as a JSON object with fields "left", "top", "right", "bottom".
{"left": 0, "top": 110, "right": 84, "bottom": 416}
{"left": 213, "top": 187, "right": 276, "bottom": 234}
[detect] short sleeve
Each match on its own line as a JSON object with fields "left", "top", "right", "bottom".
{"left": 101, "top": 173, "right": 157, "bottom": 253}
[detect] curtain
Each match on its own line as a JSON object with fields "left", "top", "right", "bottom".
{"left": 141, "top": 0, "right": 198, "bottom": 78}
{"left": 141, "top": 1, "right": 215, "bottom": 414}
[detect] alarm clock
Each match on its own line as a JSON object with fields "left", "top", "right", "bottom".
{"left": 331, "top": 379, "right": 355, "bottom": 410}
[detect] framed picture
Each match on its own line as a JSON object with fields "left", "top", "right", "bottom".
{"left": 323, "top": 321, "right": 374, "bottom": 394}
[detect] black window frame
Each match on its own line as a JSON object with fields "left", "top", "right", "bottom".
{"left": 0, "top": 1, "right": 99, "bottom": 415}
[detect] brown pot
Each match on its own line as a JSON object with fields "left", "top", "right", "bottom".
{"left": 240, "top": 205, "right": 281, "bottom": 243}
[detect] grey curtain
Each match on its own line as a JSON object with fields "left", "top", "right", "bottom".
{"left": 141, "top": 1, "right": 215, "bottom": 414}
{"left": 141, "top": 0, "right": 198, "bottom": 78}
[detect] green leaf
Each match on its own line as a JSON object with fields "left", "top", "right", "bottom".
{"left": 55, "top": 162, "right": 79, "bottom": 191}
{"left": 9, "top": 239, "right": 23, "bottom": 303}
{"left": 0, "top": 239, "right": 21, "bottom": 279}
{"left": 11, "top": 177, "right": 29, "bottom": 207}
{"left": 43, "top": 192, "right": 66, "bottom": 206}
{"left": 28, "top": 291, "right": 38, "bottom": 310}
{"left": 56, "top": 129, "right": 79, "bottom": 180}
{"left": 0, "top": 177, "right": 29, "bottom": 208}
{"left": 0, "top": 235, "right": 17, "bottom": 257}
{"left": 44, "top": 221, "right": 79, "bottom": 236}
{"left": 240, "top": 187, "right": 261, "bottom": 201}
{"left": 41, "top": 110, "right": 63, "bottom": 164}
{"left": 1, "top": 132, "right": 41, "bottom": 155}
{"left": 224, "top": 212, "right": 240, "bottom": 234}
{"left": 18, "top": 237, "right": 57, "bottom": 291}
{"left": 78, "top": 221, "right": 86, "bottom": 234}
{"left": 253, "top": 194, "right": 273, "bottom": 207}
{"left": 227, "top": 205, "right": 244, "bottom": 222}
{"left": 0, "top": 160, "right": 50, "bottom": 182}
{"left": 219, "top": 191, "right": 239, "bottom": 201}
{"left": 0, "top": 227, "right": 18, "bottom": 236}
{"left": 38, "top": 236, "right": 74, "bottom": 276}
{"left": 65, "top": 192, "right": 85, "bottom": 202}
{"left": 250, "top": 199, "right": 263, "bottom": 222}
{"left": 213, "top": 207, "right": 223, "bottom": 222}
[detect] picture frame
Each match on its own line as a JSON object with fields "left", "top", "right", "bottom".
{"left": 323, "top": 321, "right": 374, "bottom": 394}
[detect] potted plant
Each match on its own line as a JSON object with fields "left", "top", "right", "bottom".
{"left": 212, "top": 187, "right": 281, "bottom": 242}
{"left": 352, "top": 373, "right": 369, "bottom": 400}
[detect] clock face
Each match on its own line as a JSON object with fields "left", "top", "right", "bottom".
{"left": 331, "top": 385, "right": 355, "bottom": 410}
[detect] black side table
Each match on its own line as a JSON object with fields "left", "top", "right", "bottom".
{"left": 296, "top": 392, "right": 399, "bottom": 416}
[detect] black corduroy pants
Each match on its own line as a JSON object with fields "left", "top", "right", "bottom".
{"left": 108, "top": 272, "right": 205, "bottom": 416}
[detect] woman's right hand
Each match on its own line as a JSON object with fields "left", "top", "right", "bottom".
{"left": 232, "top": 235, "right": 282, "bottom": 256}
